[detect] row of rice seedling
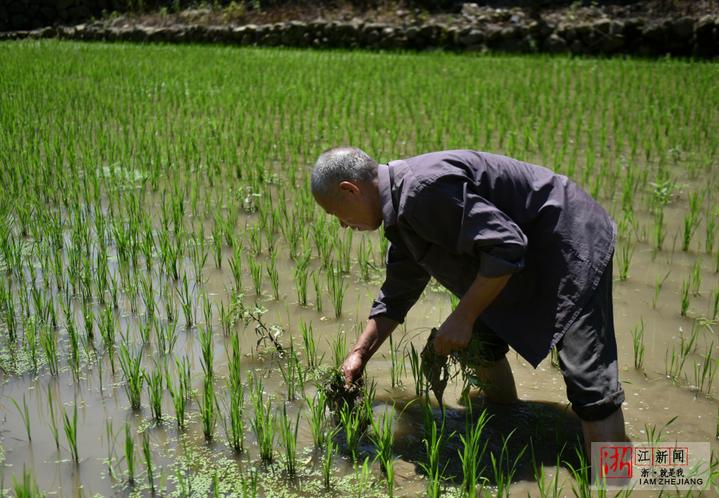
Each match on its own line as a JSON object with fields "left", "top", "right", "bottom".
{"left": 0, "top": 40, "right": 717, "bottom": 495}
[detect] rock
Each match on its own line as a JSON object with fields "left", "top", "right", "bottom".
{"left": 461, "top": 3, "right": 482, "bottom": 18}
{"left": 694, "top": 15, "right": 719, "bottom": 57}
{"left": 544, "top": 32, "right": 569, "bottom": 53}
{"left": 672, "top": 16, "right": 694, "bottom": 39}
{"left": 458, "top": 27, "right": 484, "bottom": 48}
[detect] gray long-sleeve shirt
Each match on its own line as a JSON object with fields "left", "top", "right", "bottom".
{"left": 368, "top": 150, "right": 616, "bottom": 367}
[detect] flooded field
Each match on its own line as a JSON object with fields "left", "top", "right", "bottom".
{"left": 0, "top": 40, "right": 718, "bottom": 496}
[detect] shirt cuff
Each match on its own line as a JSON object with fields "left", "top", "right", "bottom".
{"left": 478, "top": 252, "right": 525, "bottom": 277}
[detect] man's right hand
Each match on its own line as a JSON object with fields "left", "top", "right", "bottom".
{"left": 341, "top": 350, "right": 365, "bottom": 388}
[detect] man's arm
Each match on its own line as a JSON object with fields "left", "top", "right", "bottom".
{"left": 343, "top": 240, "right": 430, "bottom": 386}
{"left": 433, "top": 272, "right": 510, "bottom": 356}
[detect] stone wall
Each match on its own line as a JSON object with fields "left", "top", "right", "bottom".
{"left": 2, "top": 15, "right": 718, "bottom": 58}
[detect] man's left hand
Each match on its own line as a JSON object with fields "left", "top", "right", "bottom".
{"left": 433, "top": 312, "right": 473, "bottom": 356}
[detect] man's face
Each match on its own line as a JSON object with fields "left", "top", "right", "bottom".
{"left": 316, "top": 181, "right": 382, "bottom": 231}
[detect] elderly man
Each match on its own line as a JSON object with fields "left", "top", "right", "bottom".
{"left": 310, "top": 147, "right": 627, "bottom": 452}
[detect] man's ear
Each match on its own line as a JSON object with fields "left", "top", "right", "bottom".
{"left": 339, "top": 181, "right": 360, "bottom": 195}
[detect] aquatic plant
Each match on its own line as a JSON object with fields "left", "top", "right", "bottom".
{"left": 370, "top": 406, "right": 395, "bottom": 495}
{"left": 118, "top": 344, "right": 144, "bottom": 411}
{"left": 459, "top": 408, "right": 490, "bottom": 497}
{"left": 124, "top": 422, "right": 135, "bottom": 485}
{"left": 279, "top": 404, "right": 300, "bottom": 476}
{"left": 631, "top": 319, "right": 645, "bottom": 370}
{"left": 62, "top": 402, "right": 79, "bottom": 463}
{"left": 142, "top": 431, "right": 155, "bottom": 494}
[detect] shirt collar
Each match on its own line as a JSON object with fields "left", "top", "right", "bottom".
{"left": 377, "top": 163, "right": 397, "bottom": 228}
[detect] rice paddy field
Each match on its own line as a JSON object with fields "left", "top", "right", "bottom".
{"left": 0, "top": 39, "right": 718, "bottom": 497}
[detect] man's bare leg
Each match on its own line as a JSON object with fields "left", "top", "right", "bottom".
{"left": 581, "top": 406, "right": 628, "bottom": 457}
{"left": 477, "top": 356, "right": 519, "bottom": 404}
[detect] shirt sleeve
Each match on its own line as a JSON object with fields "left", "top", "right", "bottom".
{"left": 406, "top": 176, "right": 528, "bottom": 278}
{"left": 368, "top": 239, "right": 430, "bottom": 323}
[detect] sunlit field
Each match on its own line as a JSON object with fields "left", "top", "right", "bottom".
{"left": 0, "top": 40, "right": 718, "bottom": 496}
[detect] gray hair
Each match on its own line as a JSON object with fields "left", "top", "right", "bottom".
{"left": 311, "top": 147, "right": 378, "bottom": 200}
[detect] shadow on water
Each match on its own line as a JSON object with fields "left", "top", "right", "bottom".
{"left": 337, "top": 391, "right": 585, "bottom": 487}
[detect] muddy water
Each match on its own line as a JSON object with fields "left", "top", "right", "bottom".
{"left": 1, "top": 201, "right": 718, "bottom": 497}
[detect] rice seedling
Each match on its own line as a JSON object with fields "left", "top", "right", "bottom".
{"left": 279, "top": 339, "right": 304, "bottom": 401}
{"left": 564, "top": 446, "right": 591, "bottom": 498}
{"left": 331, "top": 331, "right": 348, "bottom": 370}
{"left": 693, "top": 343, "right": 717, "bottom": 395}
{"left": 279, "top": 404, "right": 300, "bottom": 476}
{"left": 631, "top": 319, "right": 645, "bottom": 370}
{"left": 680, "top": 278, "right": 691, "bottom": 316}
{"left": 682, "top": 191, "right": 703, "bottom": 252}
{"left": 652, "top": 271, "right": 671, "bottom": 309}
{"left": 154, "top": 318, "right": 178, "bottom": 356}
{"left": 47, "top": 389, "right": 59, "bottom": 450}
{"left": 370, "top": 406, "right": 395, "bottom": 496}
{"left": 388, "top": 333, "right": 405, "bottom": 389}
{"left": 39, "top": 323, "right": 59, "bottom": 376}
{"left": 118, "top": 344, "right": 144, "bottom": 411}
{"left": 305, "top": 390, "right": 328, "bottom": 448}
{"left": 339, "top": 400, "right": 364, "bottom": 462}
{"left": 11, "top": 395, "right": 31, "bottom": 441}
{"left": 327, "top": 264, "right": 346, "bottom": 318}
{"left": 225, "top": 332, "right": 245, "bottom": 452}
{"left": 250, "top": 378, "right": 276, "bottom": 463}
{"left": 125, "top": 422, "right": 135, "bottom": 486}
{"left": 489, "top": 430, "right": 526, "bottom": 498}
{"left": 312, "top": 270, "right": 323, "bottom": 313}
{"left": 531, "top": 445, "right": 563, "bottom": 498}
{"left": 248, "top": 258, "right": 263, "bottom": 296}
{"left": 705, "top": 208, "right": 717, "bottom": 254}
{"left": 322, "top": 428, "right": 339, "bottom": 490}
{"left": 409, "top": 343, "right": 428, "bottom": 397}
{"left": 300, "top": 321, "right": 319, "bottom": 370}
{"left": 104, "top": 418, "right": 119, "bottom": 480}
{"left": 616, "top": 241, "right": 634, "bottom": 281}
{"left": 199, "top": 374, "right": 217, "bottom": 441}
{"left": 177, "top": 273, "right": 194, "bottom": 328}
{"left": 266, "top": 249, "right": 280, "bottom": 300}
{"left": 690, "top": 260, "right": 702, "bottom": 296}
{"left": 420, "top": 414, "right": 446, "bottom": 498}
{"left": 142, "top": 431, "right": 155, "bottom": 494}
{"left": 713, "top": 288, "right": 719, "bottom": 320}
{"left": 293, "top": 251, "right": 311, "bottom": 306}
{"left": 198, "top": 324, "right": 214, "bottom": 379}
{"left": 644, "top": 415, "right": 677, "bottom": 445}
{"left": 24, "top": 316, "right": 38, "bottom": 372}
{"left": 357, "top": 236, "right": 374, "bottom": 282}
{"left": 459, "top": 408, "right": 490, "bottom": 497}
{"left": 228, "top": 242, "right": 243, "bottom": 292}
{"left": 63, "top": 402, "right": 79, "bottom": 463}
{"left": 97, "top": 306, "right": 117, "bottom": 374}
{"left": 145, "top": 366, "right": 164, "bottom": 422}
{"left": 212, "top": 218, "right": 223, "bottom": 269}
{"left": 12, "top": 467, "right": 43, "bottom": 498}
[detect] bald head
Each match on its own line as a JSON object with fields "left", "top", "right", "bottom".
{"left": 311, "top": 147, "right": 378, "bottom": 202}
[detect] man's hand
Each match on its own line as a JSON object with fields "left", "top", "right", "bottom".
{"left": 341, "top": 350, "right": 365, "bottom": 388}
{"left": 433, "top": 312, "right": 474, "bottom": 356}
